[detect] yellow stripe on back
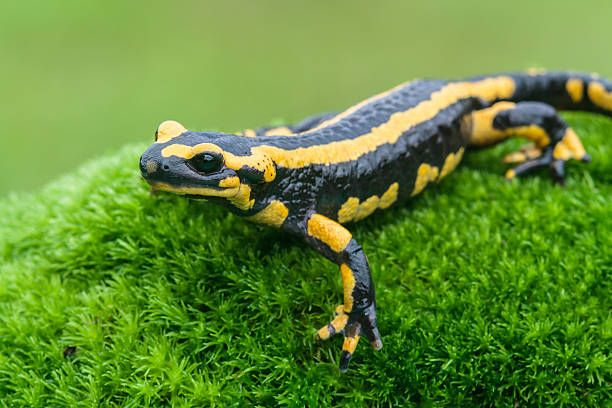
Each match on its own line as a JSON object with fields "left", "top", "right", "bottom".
{"left": 162, "top": 77, "right": 515, "bottom": 171}
{"left": 302, "top": 81, "right": 413, "bottom": 134}
{"left": 257, "top": 77, "right": 515, "bottom": 168}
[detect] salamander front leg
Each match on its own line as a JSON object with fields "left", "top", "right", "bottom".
{"left": 302, "top": 213, "right": 382, "bottom": 372}
{"left": 238, "top": 111, "right": 338, "bottom": 137}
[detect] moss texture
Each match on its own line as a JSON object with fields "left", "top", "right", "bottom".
{"left": 1, "top": 113, "right": 611, "bottom": 407}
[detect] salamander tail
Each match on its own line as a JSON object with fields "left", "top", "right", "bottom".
{"left": 505, "top": 70, "right": 612, "bottom": 118}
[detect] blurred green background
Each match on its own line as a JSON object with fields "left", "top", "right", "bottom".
{"left": 2, "top": 0, "right": 611, "bottom": 195}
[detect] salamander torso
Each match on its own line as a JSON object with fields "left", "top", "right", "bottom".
{"left": 253, "top": 78, "right": 475, "bottom": 225}
{"left": 140, "top": 71, "right": 612, "bottom": 371}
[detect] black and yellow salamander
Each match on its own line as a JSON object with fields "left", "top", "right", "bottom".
{"left": 139, "top": 71, "right": 612, "bottom": 372}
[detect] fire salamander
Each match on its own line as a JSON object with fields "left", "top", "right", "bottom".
{"left": 140, "top": 71, "right": 612, "bottom": 372}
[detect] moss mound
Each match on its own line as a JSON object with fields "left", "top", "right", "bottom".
{"left": 1, "top": 113, "right": 611, "bottom": 407}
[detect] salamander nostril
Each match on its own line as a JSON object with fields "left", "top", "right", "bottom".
{"left": 160, "top": 159, "right": 171, "bottom": 171}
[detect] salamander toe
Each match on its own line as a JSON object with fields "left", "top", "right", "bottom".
{"left": 316, "top": 303, "right": 382, "bottom": 372}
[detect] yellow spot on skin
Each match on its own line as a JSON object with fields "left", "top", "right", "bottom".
{"left": 468, "top": 103, "right": 551, "bottom": 149}
{"left": 331, "top": 313, "right": 349, "bottom": 332}
{"left": 162, "top": 143, "right": 222, "bottom": 158}
{"left": 246, "top": 200, "right": 289, "bottom": 228}
{"left": 307, "top": 214, "right": 352, "bottom": 253}
{"left": 337, "top": 183, "right": 400, "bottom": 223}
{"left": 337, "top": 197, "right": 360, "bottom": 224}
{"left": 566, "top": 78, "right": 584, "bottom": 103}
{"left": 412, "top": 163, "right": 439, "bottom": 196}
{"left": 264, "top": 126, "right": 294, "bottom": 136}
{"left": 527, "top": 68, "right": 547, "bottom": 76}
{"left": 508, "top": 125, "right": 550, "bottom": 149}
{"left": 503, "top": 151, "right": 526, "bottom": 163}
{"left": 340, "top": 264, "right": 356, "bottom": 312}
{"left": 150, "top": 182, "right": 239, "bottom": 197}
{"left": 588, "top": 82, "right": 612, "bottom": 111}
{"left": 503, "top": 144, "right": 541, "bottom": 164}
{"left": 354, "top": 195, "right": 380, "bottom": 221}
{"left": 227, "top": 183, "right": 254, "bottom": 211}
{"left": 505, "top": 169, "right": 516, "bottom": 180}
{"left": 162, "top": 143, "right": 277, "bottom": 182}
{"left": 526, "top": 146, "right": 542, "bottom": 159}
{"left": 156, "top": 120, "right": 187, "bottom": 143}
{"left": 145, "top": 160, "right": 158, "bottom": 174}
{"left": 316, "top": 326, "right": 331, "bottom": 340}
{"left": 438, "top": 147, "right": 465, "bottom": 180}
{"left": 563, "top": 128, "right": 587, "bottom": 159}
{"left": 219, "top": 176, "right": 240, "bottom": 188}
{"left": 553, "top": 128, "right": 587, "bottom": 161}
{"left": 243, "top": 129, "right": 257, "bottom": 138}
{"left": 553, "top": 141, "right": 572, "bottom": 161}
{"left": 379, "top": 182, "right": 399, "bottom": 209}
{"left": 468, "top": 102, "right": 516, "bottom": 147}
{"left": 316, "top": 312, "right": 349, "bottom": 340}
{"left": 342, "top": 335, "right": 360, "bottom": 353}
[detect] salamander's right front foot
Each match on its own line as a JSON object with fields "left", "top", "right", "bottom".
{"left": 316, "top": 303, "right": 382, "bottom": 372}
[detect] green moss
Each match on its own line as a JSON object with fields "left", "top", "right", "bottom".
{"left": 1, "top": 112, "right": 611, "bottom": 407}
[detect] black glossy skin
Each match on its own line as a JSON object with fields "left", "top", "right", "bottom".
{"left": 140, "top": 71, "right": 612, "bottom": 372}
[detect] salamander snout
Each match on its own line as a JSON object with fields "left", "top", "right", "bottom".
{"left": 139, "top": 150, "right": 171, "bottom": 182}
{"left": 140, "top": 156, "right": 156, "bottom": 176}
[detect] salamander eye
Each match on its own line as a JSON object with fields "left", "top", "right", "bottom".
{"left": 188, "top": 152, "right": 224, "bottom": 174}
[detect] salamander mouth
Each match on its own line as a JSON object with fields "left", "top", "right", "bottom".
{"left": 184, "top": 195, "right": 208, "bottom": 200}
{"left": 149, "top": 182, "right": 240, "bottom": 198}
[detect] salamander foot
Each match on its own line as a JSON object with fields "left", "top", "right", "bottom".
{"left": 316, "top": 303, "right": 382, "bottom": 372}
{"left": 503, "top": 143, "right": 542, "bottom": 164}
{"left": 505, "top": 135, "right": 590, "bottom": 185}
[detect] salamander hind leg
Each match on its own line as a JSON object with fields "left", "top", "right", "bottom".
{"left": 467, "top": 101, "right": 590, "bottom": 184}
{"left": 238, "top": 111, "right": 338, "bottom": 137}
{"left": 302, "top": 213, "right": 382, "bottom": 372}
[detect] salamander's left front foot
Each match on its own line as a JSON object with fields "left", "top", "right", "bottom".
{"left": 316, "top": 303, "right": 382, "bottom": 372}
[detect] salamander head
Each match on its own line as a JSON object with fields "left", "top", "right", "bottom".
{"left": 139, "top": 120, "right": 276, "bottom": 211}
